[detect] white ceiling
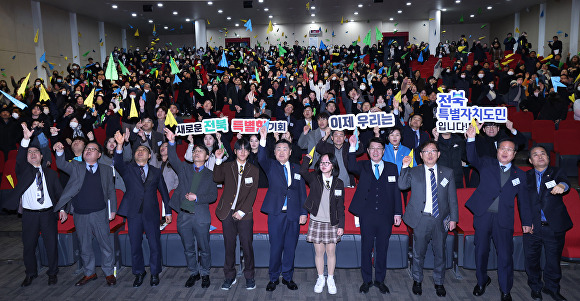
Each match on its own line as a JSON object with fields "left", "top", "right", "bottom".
{"left": 38, "top": 0, "right": 544, "bottom": 35}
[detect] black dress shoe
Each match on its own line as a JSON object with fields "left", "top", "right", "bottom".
{"left": 473, "top": 276, "right": 492, "bottom": 296}
{"left": 531, "top": 290, "right": 543, "bottom": 300}
{"left": 185, "top": 274, "right": 200, "bottom": 288}
{"left": 412, "top": 281, "right": 422, "bottom": 295}
{"left": 359, "top": 281, "right": 372, "bottom": 294}
{"left": 266, "top": 280, "right": 279, "bottom": 291}
{"left": 21, "top": 275, "right": 37, "bottom": 287}
{"left": 435, "top": 284, "right": 446, "bottom": 297}
{"left": 542, "top": 288, "right": 567, "bottom": 301}
{"left": 48, "top": 275, "right": 57, "bottom": 286}
{"left": 501, "top": 292, "right": 512, "bottom": 301}
{"left": 150, "top": 274, "right": 160, "bottom": 286}
{"left": 133, "top": 272, "right": 147, "bottom": 287}
{"left": 281, "top": 278, "right": 298, "bottom": 290}
{"left": 374, "top": 281, "right": 390, "bottom": 294}
{"left": 201, "top": 275, "right": 210, "bottom": 288}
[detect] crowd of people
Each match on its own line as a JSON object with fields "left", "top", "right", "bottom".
{"left": 0, "top": 31, "right": 578, "bottom": 301}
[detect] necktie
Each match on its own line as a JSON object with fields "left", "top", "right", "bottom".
{"left": 415, "top": 131, "right": 420, "bottom": 148}
{"left": 88, "top": 164, "right": 94, "bottom": 174}
{"left": 36, "top": 167, "right": 44, "bottom": 204}
{"left": 194, "top": 166, "right": 200, "bottom": 173}
{"left": 430, "top": 168, "right": 439, "bottom": 218}
{"left": 239, "top": 165, "right": 244, "bottom": 175}
{"left": 283, "top": 163, "right": 288, "bottom": 210}
{"left": 374, "top": 164, "right": 380, "bottom": 180}
{"left": 536, "top": 171, "right": 547, "bottom": 222}
{"left": 500, "top": 165, "right": 506, "bottom": 172}
{"left": 325, "top": 180, "right": 330, "bottom": 190}
{"left": 139, "top": 166, "right": 146, "bottom": 183}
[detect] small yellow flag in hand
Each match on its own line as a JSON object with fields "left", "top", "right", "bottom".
{"left": 471, "top": 118, "right": 480, "bottom": 134}
{"left": 6, "top": 175, "right": 14, "bottom": 188}
{"left": 408, "top": 149, "right": 414, "bottom": 168}
{"left": 39, "top": 85, "right": 50, "bottom": 102}
{"left": 129, "top": 99, "right": 139, "bottom": 118}
{"left": 17, "top": 73, "right": 31, "bottom": 97}
{"left": 84, "top": 88, "right": 95, "bottom": 107}
{"left": 308, "top": 146, "right": 316, "bottom": 164}
{"left": 165, "top": 110, "right": 178, "bottom": 127}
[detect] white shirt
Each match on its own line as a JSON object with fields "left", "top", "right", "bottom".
{"left": 215, "top": 159, "right": 247, "bottom": 218}
{"left": 322, "top": 175, "right": 333, "bottom": 188}
{"left": 22, "top": 166, "right": 53, "bottom": 210}
{"left": 423, "top": 164, "right": 438, "bottom": 214}
{"left": 371, "top": 160, "right": 384, "bottom": 177}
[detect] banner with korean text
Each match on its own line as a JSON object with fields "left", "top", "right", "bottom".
{"left": 328, "top": 111, "right": 396, "bottom": 131}
{"left": 173, "top": 117, "right": 288, "bottom": 136}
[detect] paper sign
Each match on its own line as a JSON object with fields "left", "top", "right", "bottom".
{"left": 328, "top": 111, "right": 395, "bottom": 131}
{"left": 231, "top": 118, "right": 288, "bottom": 134}
{"left": 174, "top": 117, "right": 229, "bottom": 136}
{"left": 436, "top": 90, "right": 508, "bottom": 133}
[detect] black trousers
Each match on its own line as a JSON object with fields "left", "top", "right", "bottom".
{"left": 523, "top": 223, "right": 566, "bottom": 293}
{"left": 222, "top": 210, "right": 254, "bottom": 279}
{"left": 22, "top": 208, "right": 59, "bottom": 277}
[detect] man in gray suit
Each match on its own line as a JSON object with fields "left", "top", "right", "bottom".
{"left": 165, "top": 128, "right": 218, "bottom": 289}
{"left": 398, "top": 140, "right": 458, "bottom": 298}
{"left": 298, "top": 112, "right": 330, "bottom": 167}
{"left": 53, "top": 141, "right": 117, "bottom": 287}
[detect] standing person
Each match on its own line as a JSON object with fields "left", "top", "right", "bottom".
{"left": 165, "top": 129, "right": 217, "bottom": 289}
{"left": 315, "top": 128, "right": 356, "bottom": 187}
{"left": 3, "top": 124, "right": 62, "bottom": 287}
{"left": 212, "top": 138, "right": 259, "bottom": 290}
{"left": 113, "top": 131, "right": 171, "bottom": 287}
{"left": 298, "top": 112, "right": 330, "bottom": 168}
{"left": 53, "top": 141, "right": 117, "bottom": 287}
{"left": 378, "top": 127, "right": 416, "bottom": 174}
{"left": 465, "top": 124, "right": 532, "bottom": 301}
{"left": 257, "top": 125, "right": 308, "bottom": 292}
{"left": 300, "top": 152, "right": 345, "bottom": 295}
{"left": 398, "top": 141, "right": 459, "bottom": 297}
{"left": 347, "top": 136, "right": 403, "bottom": 294}
{"left": 525, "top": 146, "right": 572, "bottom": 301}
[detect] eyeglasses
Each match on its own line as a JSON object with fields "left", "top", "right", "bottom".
{"left": 27, "top": 149, "right": 40, "bottom": 154}
{"left": 84, "top": 147, "right": 98, "bottom": 152}
{"left": 368, "top": 147, "right": 384, "bottom": 151}
{"left": 498, "top": 147, "right": 515, "bottom": 153}
{"left": 421, "top": 150, "right": 439, "bottom": 154}
{"left": 319, "top": 161, "right": 332, "bottom": 166}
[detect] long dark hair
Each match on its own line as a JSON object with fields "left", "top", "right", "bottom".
{"left": 314, "top": 152, "right": 340, "bottom": 177}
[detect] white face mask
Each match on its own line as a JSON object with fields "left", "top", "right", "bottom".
{"left": 324, "top": 73, "right": 329, "bottom": 77}
{"left": 489, "top": 83, "right": 494, "bottom": 88}
{"left": 478, "top": 74, "right": 484, "bottom": 79}
{"left": 144, "top": 89, "right": 149, "bottom": 93}
{"left": 309, "top": 74, "right": 314, "bottom": 78}
{"left": 460, "top": 74, "right": 466, "bottom": 79}
{"left": 130, "top": 94, "right": 136, "bottom": 99}
{"left": 508, "top": 71, "right": 514, "bottom": 76}
{"left": 35, "top": 81, "right": 41, "bottom": 86}
{"left": 69, "top": 121, "right": 78, "bottom": 128}
{"left": 297, "top": 90, "right": 302, "bottom": 95}
{"left": 207, "top": 85, "right": 212, "bottom": 90}
{"left": 12, "top": 112, "right": 19, "bottom": 119}
{"left": 577, "top": 86, "right": 580, "bottom": 91}
{"left": 360, "top": 85, "right": 366, "bottom": 90}
{"left": 61, "top": 90, "right": 67, "bottom": 95}
{"left": 534, "top": 92, "right": 539, "bottom": 97}
{"left": 43, "top": 108, "right": 49, "bottom": 114}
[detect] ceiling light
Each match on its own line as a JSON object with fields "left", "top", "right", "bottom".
{"left": 273, "top": 22, "right": 277, "bottom": 25}
{"left": 311, "top": 13, "right": 315, "bottom": 17}
{"left": 487, "top": 6, "right": 492, "bottom": 9}
{"left": 311, "top": 21, "right": 315, "bottom": 24}
{"left": 389, "top": 17, "right": 394, "bottom": 21}
{"left": 173, "top": 11, "right": 178, "bottom": 15}
{"left": 227, "top": 16, "right": 231, "bottom": 20}
{"left": 131, "top": 13, "right": 137, "bottom": 17}
{"left": 218, "top": 9, "right": 223, "bottom": 13}
{"left": 455, "top": 0, "right": 461, "bottom": 3}
{"left": 264, "top": 8, "right": 269, "bottom": 11}
{"left": 235, "top": 23, "right": 239, "bottom": 26}
{"left": 268, "top": 15, "right": 273, "bottom": 18}
{"left": 350, "top": 19, "right": 355, "bottom": 22}
{"left": 164, "top": 26, "right": 168, "bottom": 29}
{"left": 397, "top": 10, "right": 402, "bottom": 13}
{"left": 354, "top": 12, "right": 358, "bottom": 15}
{"left": 441, "top": 8, "right": 447, "bottom": 11}
{"left": 185, "top": 18, "right": 190, "bottom": 22}
{"left": 358, "top": 4, "right": 363, "bottom": 7}
{"left": 157, "top": 3, "right": 163, "bottom": 7}
{"left": 470, "top": 14, "right": 475, "bottom": 17}
{"left": 259, "top": 0, "right": 264, "bottom": 2}
{"left": 311, "top": 6, "right": 315, "bottom": 9}
{"left": 406, "top": 2, "right": 411, "bottom": 5}
{"left": 148, "top": 19, "right": 153, "bottom": 23}
{"left": 207, "top": 1, "right": 213, "bottom": 5}
{"left": 111, "top": 4, "right": 118, "bottom": 9}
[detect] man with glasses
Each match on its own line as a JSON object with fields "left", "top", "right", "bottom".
{"left": 465, "top": 124, "right": 532, "bottom": 301}
{"left": 53, "top": 139, "right": 117, "bottom": 287}
{"left": 475, "top": 121, "right": 526, "bottom": 159}
{"left": 316, "top": 128, "right": 359, "bottom": 187}
{"left": 347, "top": 136, "right": 402, "bottom": 294}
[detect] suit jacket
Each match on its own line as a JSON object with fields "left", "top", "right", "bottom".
{"left": 347, "top": 153, "right": 402, "bottom": 219}
{"left": 167, "top": 143, "right": 218, "bottom": 224}
{"left": 398, "top": 165, "right": 459, "bottom": 229}
{"left": 213, "top": 161, "right": 259, "bottom": 221}
{"left": 54, "top": 153, "right": 116, "bottom": 214}
{"left": 114, "top": 152, "right": 170, "bottom": 220}
{"left": 401, "top": 126, "right": 430, "bottom": 156}
{"left": 465, "top": 141, "right": 532, "bottom": 229}
{"left": 299, "top": 159, "right": 345, "bottom": 228}
{"left": 2, "top": 142, "right": 63, "bottom": 213}
{"left": 258, "top": 145, "right": 307, "bottom": 221}
{"left": 130, "top": 130, "right": 164, "bottom": 155}
{"left": 297, "top": 128, "right": 324, "bottom": 167}
{"left": 293, "top": 119, "right": 318, "bottom": 143}
{"left": 526, "top": 166, "right": 572, "bottom": 232}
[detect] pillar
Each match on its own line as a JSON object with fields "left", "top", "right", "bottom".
{"left": 121, "top": 29, "right": 128, "bottom": 51}
{"left": 31, "top": 1, "right": 46, "bottom": 83}
{"left": 194, "top": 19, "right": 206, "bottom": 50}
{"left": 570, "top": 0, "right": 580, "bottom": 56}
{"left": 428, "top": 10, "right": 441, "bottom": 51}
{"left": 69, "top": 12, "right": 80, "bottom": 65}
{"left": 99, "top": 21, "right": 106, "bottom": 63}
{"left": 538, "top": 3, "right": 547, "bottom": 56}
{"left": 514, "top": 12, "right": 520, "bottom": 52}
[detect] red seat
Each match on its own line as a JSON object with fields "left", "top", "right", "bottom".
{"left": 531, "top": 120, "right": 555, "bottom": 144}
{"left": 510, "top": 111, "right": 534, "bottom": 133}
{"left": 109, "top": 190, "right": 126, "bottom": 233}
{"left": 93, "top": 128, "right": 106, "bottom": 145}
{"left": 207, "top": 189, "right": 223, "bottom": 233}
{"left": 176, "top": 142, "right": 189, "bottom": 160}
{"left": 554, "top": 129, "right": 580, "bottom": 155}
{"left": 456, "top": 188, "right": 476, "bottom": 235}
{"left": 7, "top": 150, "right": 17, "bottom": 161}
{"left": 558, "top": 119, "right": 580, "bottom": 131}
{"left": 562, "top": 189, "right": 580, "bottom": 261}
{"left": 57, "top": 215, "right": 76, "bottom": 233}
{"left": 253, "top": 189, "right": 269, "bottom": 233}
{"left": 0, "top": 159, "right": 17, "bottom": 190}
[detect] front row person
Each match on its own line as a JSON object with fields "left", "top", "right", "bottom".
{"left": 213, "top": 139, "right": 259, "bottom": 290}
{"left": 165, "top": 129, "right": 218, "bottom": 289}
{"left": 113, "top": 131, "right": 172, "bottom": 287}
{"left": 524, "top": 146, "right": 572, "bottom": 301}
{"left": 53, "top": 140, "right": 117, "bottom": 287}
{"left": 300, "top": 152, "right": 345, "bottom": 295}
{"left": 398, "top": 141, "right": 459, "bottom": 297}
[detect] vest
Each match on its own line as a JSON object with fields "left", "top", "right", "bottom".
{"left": 72, "top": 167, "right": 106, "bottom": 214}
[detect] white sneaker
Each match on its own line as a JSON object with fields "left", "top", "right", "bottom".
{"left": 327, "top": 277, "right": 337, "bottom": 295}
{"left": 314, "top": 276, "right": 325, "bottom": 293}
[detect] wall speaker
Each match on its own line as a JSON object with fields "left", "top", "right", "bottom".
{"left": 243, "top": 1, "right": 253, "bottom": 8}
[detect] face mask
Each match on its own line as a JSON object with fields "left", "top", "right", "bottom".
{"left": 35, "top": 81, "right": 41, "bottom": 86}
{"left": 144, "top": 89, "right": 149, "bottom": 93}
{"left": 474, "top": 62, "right": 479, "bottom": 66}
{"left": 69, "top": 122, "right": 78, "bottom": 128}
{"left": 61, "top": 90, "right": 67, "bottom": 95}
{"left": 139, "top": 71, "right": 143, "bottom": 74}
{"left": 508, "top": 71, "right": 514, "bottom": 76}
{"left": 478, "top": 74, "right": 484, "bottom": 79}
{"left": 57, "top": 79, "right": 62, "bottom": 83}
{"left": 95, "top": 64, "right": 100, "bottom": 68}
{"left": 297, "top": 90, "right": 302, "bottom": 95}
{"left": 130, "top": 94, "right": 136, "bottom": 99}
{"left": 534, "top": 92, "right": 539, "bottom": 97}
{"left": 324, "top": 73, "right": 329, "bottom": 77}
{"left": 290, "top": 77, "right": 294, "bottom": 81}
{"left": 43, "top": 108, "right": 49, "bottom": 114}
{"left": 12, "top": 112, "right": 19, "bottom": 119}
{"left": 447, "top": 69, "right": 451, "bottom": 73}
{"left": 461, "top": 74, "right": 466, "bottom": 79}
{"left": 207, "top": 85, "right": 212, "bottom": 90}
{"left": 309, "top": 74, "right": 314, "bottom": 78}
{"left": 73, "top": 66, "right": 78, "bottom": 69}
{"left": 489, "top": 84, "right": 494, "bottom": 88}
{"left": 360, "top": 85, "right": 366, "bottom": 90}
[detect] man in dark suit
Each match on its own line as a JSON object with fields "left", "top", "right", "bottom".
{"left": 213, "top": 138, "right": 260, "bottom": 290}
{"left": 525, "top": 146, "right": 572, "bottom": 301}
{"left": 113, "top": 131, "right": 171, "bottom": 287}
{"left": 465, "top": 124, "right": 532, "bottom": 301}
{"left": 53, "top": 140, "right": 117, "bottom": 287}
{"left": 227, "top": 77, "right": 247, "bottom": 118}
{"left": 258, "top": 125, "right": 307, "bottom": 291}
{"left": 398, "top": 140, "right": 459, "bottom": 297}
{"left": 394, "top": 111, "right": 430, "bottom": 158}
{"left": 130, "top": 116, "right": 165, "bottom": 155}
{"left": 3, "top": 124, "right": 63, "bottom": 287}
{"left": 141, "top": 83, "right": 157, "bottom": 119}
{"left": 347, "top": 136, "right": 403, "bottom": 294}
{"left": 165, "top": 128, "right": 218, "bottom": 289}
{"left": 292, "top": 105, "right": 318, "bottom": 142}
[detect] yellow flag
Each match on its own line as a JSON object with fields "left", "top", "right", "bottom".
{"left": 429, "top": 18, "right": 435, "bottom": 21}
{"left": 129, "top": 99, "right": 139, "bottom": 118}
{"left": 165, "top": 110, "right": 178, "bottom": 127}
{"left": 308, "top": 146, "right": 316, "bottom": 164}
{"left": 575, "top": 73, "right": 580, "bottom": 83}
{"left": 65, "top": 56, "right": 68, "bottom": 60}
{"left": 458, "top": 46, "right": 466, "bottom": 52}
{"left": 100, "top": 42, "right": 104, "bottom": 46}
{"left": 505, "top": 53, "right": 515, "bottom": 59}
{"left": 84, "top": 88, "right": 95, "bottom": 107}
{"left": 515, "top": 27, "right": 520, "bottom": 34}
{"left": 306, "top": 2, "right": 310, "bottom": 10}
{"left": 6, "top": 175, "right": 14, "bottom": 188}
{"left": 357, "top": 35, "right": 361, "bottom": 42}
{"left": 408, "top": 149, "right": 414, "bottom": 168}
{"left": 118, "top": 108, "right": 123, "bottom": 116}
{"left": 134, "top": 29, "right": 139, "bottom": 37}
{"left": 394, "top": 91, "right": 402, "bottom": 102}
{"left": 39, "top": 85, "right": 50, "bottom": 102}
{"left": 478, "top": 36, "right": 485, "bottom": 40}
{"left": 502, "top": 59, "right": 513, "bottom": 66}
{"left": 437, "top": 87, "right": 444, "bottom": 93}
{"left": 541, "top": 54, "right": 553, "bottom": 62}
{"left": 267, "top": 21, "right": 273, "bottom": 33}
{"left": 471, "top": 118, "right": 480, "bottom": 134}
{"left": 341, "top": 17, "right": 344, "bottom": 25}
{"left": 34, "top": 29, "right": 39, "bottom": 43}
{"left": 206, "top": 19, "right": 210, "bottom": 25}
{"left": 17, "top": 73, "right": 31, "bottom": 96}
{"left": 155, "top": 70, "right": 159, "bottom": 78}
{"left": 569, "top": 95, "right": 576, "bottom": 103}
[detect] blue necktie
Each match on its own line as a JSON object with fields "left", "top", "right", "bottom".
{"left": 283, "top": 164, "right": 288, "bottom": 210}
{"left": 536, "top": 171, "right": 547, "bottom": 222}
{"left": 430, "top": 168, "right": 439, "bottom": 218}
{"left": 374, "top": 164, "right": 380, "bottom": 180}
{"left": 414, "top": 130, "right": 420, "bottom": 148}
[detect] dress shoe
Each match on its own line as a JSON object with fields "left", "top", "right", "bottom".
{"left": 531, "top": 290, "right": 542, "bottom": 300}
{"left": 75, "top": 274, "right": 97, "bottom": 286}
{"left": 282, "top": 278, "right": 298, "bottom": 290}
{"left": 21, "top": 275, "right": 37, "bottom": 287}
{"left": 374, "top": 281, "right": 390, "bottom": 294}
{"left": 412, "top": 281, "right": 422, "bottom": 295}
{"left": 48, "top": 275, "right": 58, "bottom": 286}
{"left": 133, "top": 272, "right": 146, "bottom": 287}
{"left": 473, "top": 276, "right": 492, "bottom": 296}
{"left": 201, "top": 275, "right": 210, "bottom": 288}
{"left": 266, "top": 280, "right": 279, "bottom": 291}
{"left": 150, "top": 274, "right": 160, "bottom": 286}
{"left": 542, "top": 288, "right": 567, "bottom": 301}
{"left": 501, "top": 292, "right": 512, "bottom": 301}
{"left": 185, "top": 274, "right": 200, "bottom": 287}
{"left": 105, "top": 275, "right": 116, "bottom": 286}
{"left": 435, "top": 284, "right": 446, "bottom": 297}
{"left": 359, "top": 281, "right": 372, "bottom": 294}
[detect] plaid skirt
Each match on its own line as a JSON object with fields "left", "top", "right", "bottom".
{"left": 306, "top": 219, "right": 341, "bottom": 244}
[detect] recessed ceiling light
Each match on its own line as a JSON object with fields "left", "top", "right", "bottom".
{"left": 131, "top": 13, "right": 137, "bottom": 17}
{"left": 164, "top": 26, "right": 168, "bottom": 29}
{"left": 227, "top": 16, "right": 231, "bottom": 20}
{"left": 111, "top": 4, "right": 117, "bottom": 9}
{"left": 354, "top": 12, "right": 358, "bottom": 15}
{"left": 350, "top": 19, "right": 355, "bottom": 22}
{"left": 455, "top": 0, "right": 461, "bottom": 3}
{"left": 268, "top": 15, "right": 273, "bottom": 18}
{"left": 235, "top": 23, "right": 239, "bottom": 26}
{"left": 185, "top": 18, "right": 190, "bottom": 22}
{"left": 311, "top": 21, "right": 315, "bottom": 24}
{"left": 311, "top": 6, "right": 316, "bottom": 9}
{"left": 358, "top": 4, "right": 363, "bottom": 7}
{"left": 441, "top": 8, "right": 447, "bottom": 11}
{"left": 218, "top": 9, "right": 223, "bottom": 13}
{"left": 397, "top": 10, "right": 402, "bottom": 13}
{"left": 148, "top": 19, "right": 153, "bottom": 23}
{"left": 470, "top": 14, "right": 475, "bottom": 17}
{"left": 157, "top": 3, "right": 163, "bottom": 7}
{"left": 389, "top": 17, "right": 394, "bottom": 21}
{"left": 258, "top": 0, "right": 264, "bottom": 2}
{"left": 406, "top": 2, "right": 411, "bottom": 5}
{"left": 311, "top": 13, "right": 315, "bottom": 17}
{"left": 173, "top": 11, "right": 178, "bottom": 15}
{"left": 264, "top": 8, "right": 269, "bottom": 11}
{"left": 487, "top": 6, "right": 492, "bottom": 9}
{"left": 207, "top": 1, "right": 213, "bottom": 5}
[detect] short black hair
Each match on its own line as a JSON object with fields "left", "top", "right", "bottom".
{"left": 497, "top": 138, "right": 517, "bottom": 151}
{"left": 274, "top": 138, "right": 292, "bottom": 149}
{"left": 234, "top": 137, "right": 250, "bottom": 151}
{"left": 317, "top": 111, "right": 330, "bottom": 120}
{"left": 314, "top": 152, "right": 340, "bottom": 177}
{"left": 367, "top": 137, "right": 385, "bottom": 148}
{"left": 193, "top": 144, "right": 210, "bottom": 157}
{"left": 528, "top": 145, "right": 548, "bottom": 159}
{"left": 419, "top": 140, "right": 439, "bottom": 152}
{"left": 85, "top": 141, "right": 103, "bottom": 153}
{"left": 72, "top": 136, "right": 88, "bottom": 146}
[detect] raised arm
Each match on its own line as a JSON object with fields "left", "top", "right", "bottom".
{"left": 164, "top": 128, "right": 184, "bottom": 172}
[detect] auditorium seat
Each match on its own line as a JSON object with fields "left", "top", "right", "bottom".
{"left": 93, "top": 128, "right": 106, "bottom": 146}
{"left": 557, "top": 119, "right": 580, "bottom": 131}
{"left": 554, "top": 129, "right": 580, "bottom": 177}
{"left": 561, "top": 189, "right": 580, "bottom": 262}
{"left": 0, "top": 159, "right": 17, "bottom": 190}
{"left": 38, "top": 215, "right": 79, "bottom": 267}
{"left": 531, "top": 120, "right": 555, "bottom": 153}
{"left": 510, "top": 111, "right": 534, "bottom": 148}
{"left": 336, "top": 188, "right": 360, "bottom": 268}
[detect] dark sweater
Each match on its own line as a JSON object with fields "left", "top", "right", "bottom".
{"left": 72, "top": 167, "right": 105, "bottom": 214}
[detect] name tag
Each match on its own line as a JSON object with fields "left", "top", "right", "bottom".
{"left": 388, "top": 176, "right": 396, "bottom": 182}
{"left": 36, "top": 191, "right": 43, "bottom": 199}
{"left": 335, "top": 190, "right": 342, "bottom": 196}
{"left": 289, "top": 122, "right": 294, "bottom": 127}
{"left": 294, "top": 173, "right": 301, "bottom": 180}
{"left": 545, "top": 180, "right": 557, "bottom": 189}
{"left": 244, "top": 177, "right": 253, "bottom": 184}
{"left": 440, "top": 178, "right": 449, "bottom": 187}
{"left": 512, "top": 178, "right": 520, "bottom": 186}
